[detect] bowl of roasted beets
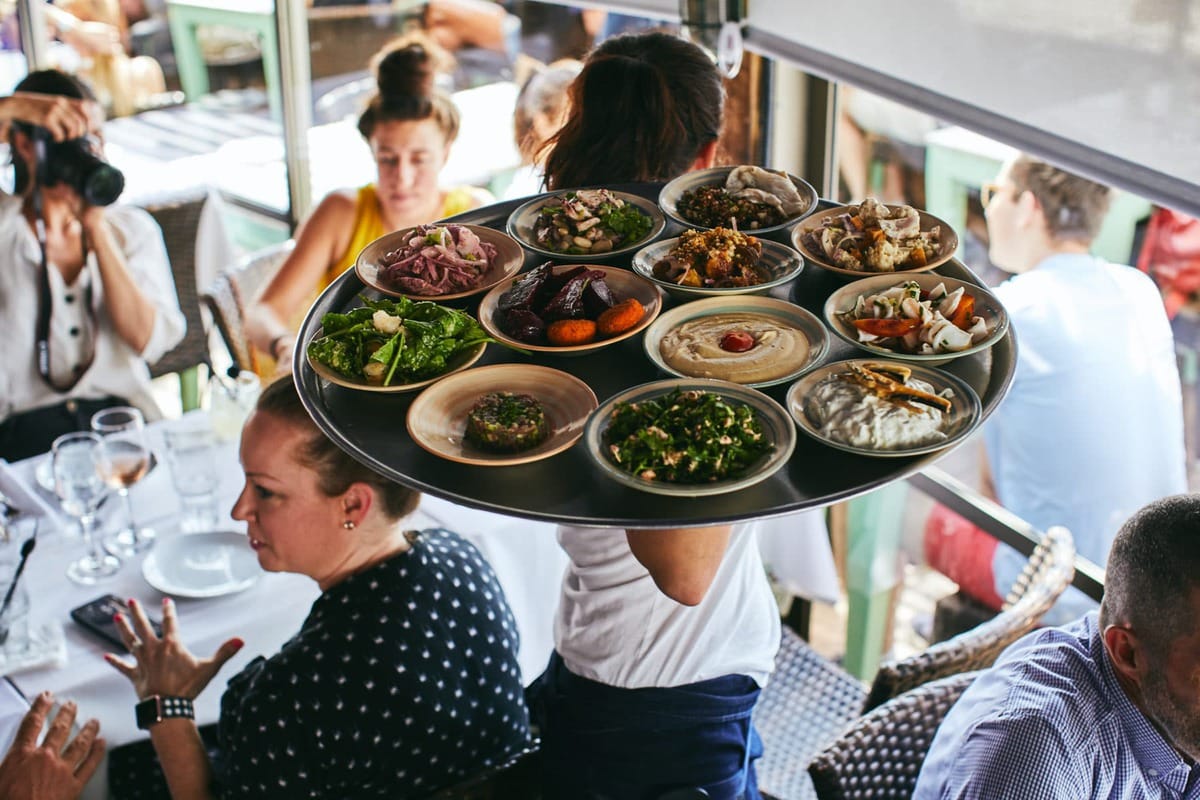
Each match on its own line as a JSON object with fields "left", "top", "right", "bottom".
{"left": 477, "top": 262, "right": 662, "bottom": 356}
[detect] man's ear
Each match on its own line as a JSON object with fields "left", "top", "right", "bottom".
{"left": 1103, "top": 624, "right": 1146, "bottom": 684}
{"left": 1014, "top": 187, "right": 1043, "bottom": 231}
{"left": 689, "top": 139, "right": 719, "bottom": 172}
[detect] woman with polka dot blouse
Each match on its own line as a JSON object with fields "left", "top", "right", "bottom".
{"left": 104, "top": 376, "right": 530, "bottom": 798}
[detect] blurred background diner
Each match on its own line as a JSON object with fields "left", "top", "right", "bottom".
{"left": 0, "top": 2, "right": 1194, "bottom": 798}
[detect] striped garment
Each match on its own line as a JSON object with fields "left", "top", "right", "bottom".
{"left": 915, "top": 613, "right": 1200, "bottom": 799}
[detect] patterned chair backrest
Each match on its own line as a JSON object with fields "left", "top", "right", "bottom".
{"left": 145, "top": 192, "right": 210, "bottom": 379}
{"left": 808, "top": 671, "right": 980, "bottom": 800}
{"left": 863, "top": 525, "right": 1075, "bottom": 712}
{"left": 202, "top": 240, "right": 293, "bottom": 375}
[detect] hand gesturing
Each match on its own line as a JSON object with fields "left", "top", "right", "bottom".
{"left": 104, "top": 597, "right": 244, "bottom": 701}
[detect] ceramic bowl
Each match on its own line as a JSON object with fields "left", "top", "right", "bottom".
{"left": 583, "top": 378, "right": 796, "bottom": 497}
{"left": 477, "top": 264, "right": 662, "bottom": 356}
{"left": 642, "top": 295, "right": 829, "bottom": 388}
{"left": 505, "top": 189, "right": 666, "bottom": 261}
{"left": 658, "top": 165, "right": 819, "bottom": 234}
{"left": 630, "top": 236, "right": 804, "bottom": 301}
{"left": 791, "top": 203, "right": 959, "bottom": 279}
{"left": 406, "top": 364, "right": 598, "bottom": 466}
{"left": 356, "top": 223, "right": 525, "bottom": 302}
{"left": 823, "top": 272, "right": 1009, "bottom": 366}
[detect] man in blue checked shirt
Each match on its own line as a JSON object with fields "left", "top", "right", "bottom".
{"left": 915, "top": 494, "right": 1200, "bottom": 800}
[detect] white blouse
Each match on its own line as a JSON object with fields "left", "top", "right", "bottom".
{"left": 0, "top": 193, "right": 185, "bottom": 424}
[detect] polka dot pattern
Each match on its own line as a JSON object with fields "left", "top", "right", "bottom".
{"left": 212, "top": 529, "right": 531, "bottom": 797}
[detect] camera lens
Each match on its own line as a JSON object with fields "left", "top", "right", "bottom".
{"left": 82, "top": 163, "right": 124, "bottom": 207}
{"left": 43, "top": 138, "right": 124, "bottom": 206}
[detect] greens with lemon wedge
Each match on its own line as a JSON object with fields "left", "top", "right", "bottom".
{"left": 307, "top": 297, "right": 493, "bottom": 386}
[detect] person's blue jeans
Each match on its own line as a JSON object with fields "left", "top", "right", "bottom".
{"left": 530, "top": 652, "right": 764, "bottom": 800}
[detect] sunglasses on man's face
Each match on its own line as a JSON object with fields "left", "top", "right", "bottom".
{"left": 980, "top": 182, "right": 1019, "bottom": 210}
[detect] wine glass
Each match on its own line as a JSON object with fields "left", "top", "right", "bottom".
{"left": 52, "top": 432, "right": 121, "bottom": 585}
{"left": 91, "top": 407, "right": 155, "bottom": 557}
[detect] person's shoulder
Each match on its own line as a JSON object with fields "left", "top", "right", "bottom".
{"left": 442, "top": 185, "right": 494, "bottom": 217}
{"left": 313, "top": 188, "right": 360, "bottom": 219}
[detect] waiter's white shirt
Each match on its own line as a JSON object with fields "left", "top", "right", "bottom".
{"left": 0, "top": 193, "right": 185, "bottom": 423}
{"left": 554, "top": 523, "right": 779, "bottom": 689}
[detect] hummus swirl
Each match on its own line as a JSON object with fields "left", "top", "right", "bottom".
{"left": 806, "top": 373, "right": 951, "bottom": 450}
{"left": 660, "top": 312, "right": 810, "bottom": 384}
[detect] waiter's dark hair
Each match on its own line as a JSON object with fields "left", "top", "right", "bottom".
{"left": 9, "top": 69, "right": 96, "bottom": 194}
{"left": 254, "top": 376, "right": 420, "bottom": 520}
{"left": 543, "top": 31, "right": 724, "bottom": 189}
{"left": 1100, "top": 494, "right": 1200, "bottom": 651}
{"left": 357, "top": 33, "right": 459, "bottom": 144}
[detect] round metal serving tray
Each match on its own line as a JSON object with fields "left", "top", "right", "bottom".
{"left": 295, "top": 185, "right": 1016, "bottom": 529}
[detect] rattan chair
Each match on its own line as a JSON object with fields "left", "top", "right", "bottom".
{"left": 754, "top": 526, "right": 1075, "bottom": 800}
{"left": 201, "top": 240, "right": 293, "bottom": 374}
{"left": 144, "top": 190, "right": 212, "bottom": 410}
{"left": 807, "top": 671, "right": 979, "bottom": 800}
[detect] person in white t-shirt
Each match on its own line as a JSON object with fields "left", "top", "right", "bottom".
{"left": 534, "top": 523, "right": 779, "bottom": 799}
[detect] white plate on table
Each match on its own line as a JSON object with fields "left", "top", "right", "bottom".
{"left": 142, "top": 531, "right": 262, "bottom": 598}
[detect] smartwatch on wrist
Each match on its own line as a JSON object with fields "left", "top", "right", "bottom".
{"left": 135, "top": 695, "right": 195, "bottom": 730}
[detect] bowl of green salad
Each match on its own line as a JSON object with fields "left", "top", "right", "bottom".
{"left": 505, "top": 188, "right": 666, "bottom": 262}
{"left": 583, "top": 378, "right": 796, "bottom": 497}
{"left": 305, "top": 296, "right": 492, "bottom": 392}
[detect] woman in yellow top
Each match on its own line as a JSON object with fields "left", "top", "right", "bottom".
{"left": 247, "top": 35, "right": 492, "bottom": 372}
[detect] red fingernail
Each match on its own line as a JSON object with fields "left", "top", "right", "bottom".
{"left": 232, "top": 638, "right": 245, "bottom": 649}
{"left": 113, "top": 613, "right": 122, "bottom": 623}
{"left": 127, "top": 598, "right": 137, "bottom": 608}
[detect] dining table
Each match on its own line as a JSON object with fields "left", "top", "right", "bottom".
{"left": 294, "top": 186, "right": 1018, "bottom": 529}
{"left": 0, "top": 410, "right": 567, "bottom": 799}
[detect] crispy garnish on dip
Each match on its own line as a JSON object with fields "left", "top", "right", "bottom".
{"left": 652, "top": 228, "right": 767, "bottom": 288}
{"left": 846, "top": 363, "right": 952, "bottom": 413}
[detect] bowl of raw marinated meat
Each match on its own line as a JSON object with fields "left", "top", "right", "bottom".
{"left": 792, "top": 198, "right": 959, "bottom": 279}
{"left": 505, "top": 188, "right": 666, "bottom": 262}
{"left": 356, "top": 223, "right": 526, "bottom": 301}
{"left": 477, "top": 263, "right": 662, "bottom": 356}
{"left": 658, "top": 165, "right": 819, "bottom": 235}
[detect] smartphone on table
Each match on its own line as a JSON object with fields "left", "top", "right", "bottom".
{"left": 70, "top": 595, "right": 162, "bottom": 652}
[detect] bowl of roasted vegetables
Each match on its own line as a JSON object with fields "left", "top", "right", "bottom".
{"left": 823, "top": 273, "right": 1009, "bottom": 366}
{"left": 658, "top": 165, "right": 818, "bottom": 235}
{"left": 305, "top": 297, "right": 492, "bottom": 392}
{"left": 792, "top": 198, "right": 958, "bottom": 279}
{"left": 505, "top": 188, "right": 666, "bottom": 261}
{"left": 478, "top": 263, "right": 662, "bottom": 356}
{"left": 583, "top": 378, "right": 796, "bottom": 497}
{"left": 630, "top": 228, "right": 804, "bottom": 301}
{"left": 355, "top": 223, "right": 526, "bottom": 302}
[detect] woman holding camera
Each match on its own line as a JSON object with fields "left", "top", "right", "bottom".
{"left": 0, "top": 69, "right": 184, "bottom": 461}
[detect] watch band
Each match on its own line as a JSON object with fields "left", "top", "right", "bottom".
{"left": 135, "top": 695, "right": 195, "bottom": 730}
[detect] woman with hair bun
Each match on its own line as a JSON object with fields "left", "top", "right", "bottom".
{"left": 247, "top": 34, "right": 492, "bottom": 372}
{"left": 543, "top": 30, "right": 724, "bottom": 189}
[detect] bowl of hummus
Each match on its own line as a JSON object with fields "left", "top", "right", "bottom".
{"left": 643, "top": 296, "right": 829, "bottom": 388}
{"left": 786, "top": 359, "right": 982, "bottom": 457}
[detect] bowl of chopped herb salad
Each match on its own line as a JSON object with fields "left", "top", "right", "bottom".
{"left": 583, "top": 378, "right": 796, "bottom": 497}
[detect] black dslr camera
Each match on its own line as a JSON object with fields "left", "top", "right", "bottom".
{"left": 31, "top": 127, "right": 125, "bottom": 207}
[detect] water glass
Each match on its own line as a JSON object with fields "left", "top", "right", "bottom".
{"left": 91, "top": 406, "right": 155, "bottom": 557}
{"left": 163, "top": 424, "right": 221, "bottom": 533}
{"left": 52, "top": 432, "right": 121, "bottom": 585}
{"left": 210, "top": 371, "right": 261, "bottom": 442}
